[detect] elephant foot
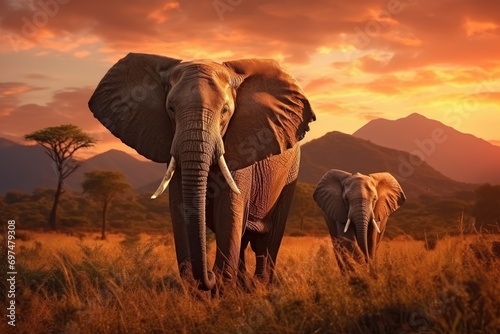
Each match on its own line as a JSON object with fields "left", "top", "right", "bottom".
{"left": 180, "top": 281, "right": 213, "bottom": 301}
{"left": 176, "top": 271, "right": 214, "bottom": 299}
{"left": 348, "top": 275, "right": 370, "bottom": 298}
{"left": 158, "top": 274, "right": 184, "bottom": 293}
{"left": 237, "top": 273, "right": 257, "bottom": 293}
{"left": 210, "top": 277, "right": 247, "bottom": 298}
{"left": 367, "top": 262, "right": 379, "bottom": 279}
{"left": 254, "top": 271, "right": 281, "bottom": 288}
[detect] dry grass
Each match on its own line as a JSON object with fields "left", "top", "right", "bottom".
{"left": 1, "top": 232, "right": 499, "bottom": 333}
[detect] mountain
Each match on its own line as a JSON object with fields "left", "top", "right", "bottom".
{"left": 299, "top": 131, "right": 473, "bottom": 199}
{"left": 0, "top": 142, "right": 58, "bottom": 193}
{"left": 69, "top": 150, "right": 165, "bottom": 191}
{"left": 353, "top": 113, "right": 500, "bottom": 184}
{"left": 0, "top": 138, "right": 18, "bottom": 148}
{"left": 0, "top": 141, "right": 164, "bottom": 194}
{"left": 1, "top": 131, "right": 475, "bottom": 199}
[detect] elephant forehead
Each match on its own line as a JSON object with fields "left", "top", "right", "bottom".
{"left": 175, "top": 61, "right": 231, "bottom": 81}
{"left": 346, "top": 175, "right": 377, "bottom": 193}
{"left": 171, "top": 62, "right": 233, "bottom": 99}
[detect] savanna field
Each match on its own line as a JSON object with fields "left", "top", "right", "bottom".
{"left": 1, "top": 230, "right": 499, "bottom": 334}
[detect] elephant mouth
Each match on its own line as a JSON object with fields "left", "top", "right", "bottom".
{"left": 344, "top": 218, "right": 381, "bottom": 234}
{"left": 150, "top": 154, "right": 240, "bottom": 199}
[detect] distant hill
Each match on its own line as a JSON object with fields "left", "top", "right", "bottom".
{"left": 353, "top": 113, "right": 500, "bottom": 184}
{"left": 0, "top": 140, "right": 164, "bottom": 194}
{"left": 0, "top": 142, "right": 58, "bottom": 192}
{"left": 0, "top": 138, "right": 18, "bottom": 148}
{"left": 2, "top": 130, "right": 476, "bottom": 199}
{"left": 299, "top": 131, "right": 473, "bottom": 199}
{"left": 69, "top": 150, "right": 165, "bottom": 192}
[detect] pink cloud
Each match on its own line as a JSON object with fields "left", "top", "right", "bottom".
{"left": 0, "top": 84, "right": 134, "bottom": 155}
{"left": 304, "top": 77, "right": 337, "bottom": 94}
{"left": 0, "top": 82, "right": 44, "bottom": 116}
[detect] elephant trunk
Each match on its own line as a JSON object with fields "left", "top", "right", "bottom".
{"left": 351, "top": 203, "right": 370, "bottom": 263}
{"left": 179, "top": 129, "right": 218, "bottom": 291}
{"left": 355, "top": 220, "right": 369, "bottom": 263}
{"left": 182, "top": 165, "right": 216, "bottom": 290}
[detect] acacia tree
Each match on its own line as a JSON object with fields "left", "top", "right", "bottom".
{"left": 25, "top": 124, "right": 96, "bottom": 229}
{"left": 474, "top": 184, "right": 500, "bottom": 229}
{"left": 82, "top": 170, "right": 131, "bottom": 240}
{"left": 291, "top": 183, "right": 317, "bottom": 230}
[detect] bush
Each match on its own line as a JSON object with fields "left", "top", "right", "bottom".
{"left": 4, "top": 191, "right": 32, "bottom": 204}
{"left": 60, "top": 217, "right": 90, "bottom": 228}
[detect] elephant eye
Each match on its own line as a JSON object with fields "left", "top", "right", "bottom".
{"left": 166, "top": 100, "right": 175, "bottom": 114}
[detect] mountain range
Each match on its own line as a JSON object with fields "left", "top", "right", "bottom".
{"left": 353, "top": 113, "right": 500, "bottom": 184}
{"left": 298, "top": 131, "right": 471, "bottom": 199}
{"left": 0, "top": 138, "right": 164, "bottom": 194}
{"left": 1, "top": 113, "right": 496, "bottom": 197}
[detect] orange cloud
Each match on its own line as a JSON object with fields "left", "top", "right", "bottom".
{"left": 464, "top": 18, "right": 498, "bottom": 37}
{"left": 476, "top": 91, "right": 500, "bottom": 104}
{"left": 304, "top": 77, "right": 337, "bottom": 94}
{"left": 0, "top": 85, "right": 134, "bottom": 156}
{"left": 358, "top": 111, "right": 386, "bottom": 121}
{"left": 361, "top": 69, "right": 444, "bottom": 95}
{"left": 0, "top": 82, "right": 43, "bottom": 116}
{"left": 0, "top": 87, "right": 92, "bottom": 132}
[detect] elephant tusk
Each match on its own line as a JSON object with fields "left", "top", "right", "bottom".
{"left": 344, "top": 218, "right": 351, "bottom": 233}
{"left": 372, "top": 218, "right": 381, "bottom": 233}
{"left": 218, "top": 155, "right": 241, "bottom": 195}
{"left": 151, "top": 157, "right": 176, "bottom": 199}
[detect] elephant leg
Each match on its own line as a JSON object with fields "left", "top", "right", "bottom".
{"left": 168, "top": 172, "right": 192, "bottom": 280}
{"left": 212, "top": 167, "right": 252, "bottom": 284}
{"left": 325, "top": 218, "right": 347, "bottom": 272}
{"left": 343, "top": 238, "right": 366, "bottom": 267}
{"left": 238, "top": 235, "right": 249, "bottom": 277}
{"left": 332, "top": 238, "right": 350, "bottom": 273}
{"left": 371, "top": 217, "right": 388, "bottom": 261}
{"left": 335, "top": 221, "right": 366, "bottom": 272}
{"left": 326, "top": 219, "right": 359, "bottom": 273}
{"left": 335, "top": 238, "right": 362, "bottom": 272}
{"left": 238, "top": 202, "right": 251, "bottom": 282}
{"left": 251, "top": 180, "right": 297, "bottom": 284}
{"left": 237, "top": 231, "right": 255, "bottom": 291}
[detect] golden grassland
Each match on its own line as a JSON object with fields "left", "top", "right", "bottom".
{"left": 1, "top": 231, "right": 499, "bottom": 333}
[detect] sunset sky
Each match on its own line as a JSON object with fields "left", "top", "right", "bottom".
{"left": 1, "top": 0, "right": 499, "bottom": 159}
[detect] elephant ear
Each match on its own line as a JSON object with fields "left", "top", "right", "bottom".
{"left": 88, "top": 53, "right": 182, "bottom": 163}
{"left": 222, "top": 59, "right": 315, "bottom": 169}
{"left": 313, "top": 169, "right": 352, "bottom": 223}
{"left": 370, "top": 172, "right": 406, "bottom": 221}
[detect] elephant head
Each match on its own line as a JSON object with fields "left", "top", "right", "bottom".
{"left": 313, "top": 170, "right": 405, "bottom": 262}
{"left": 88, "top": 53, "right": 315, "bottom": 290}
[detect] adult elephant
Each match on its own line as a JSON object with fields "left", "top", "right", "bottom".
{"left": 313, "top": 170, "right": 405, "bottom": 271}
{"left": 88, "top": 53, "right": 315, "bottom": 290}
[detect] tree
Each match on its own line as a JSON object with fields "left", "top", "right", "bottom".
{"left": 474, "top": 184, "right": 500, "bottom": 229}
{"left": 291, "top": 183, "right": 318, "bottom": 230}
{"left": 25, "top": 124, "right": 96, "bottom": 229}
{"left": 82, "top": 170, "right": 131, "bottom": 240}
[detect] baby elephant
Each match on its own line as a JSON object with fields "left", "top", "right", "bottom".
{"left": 313, "top": 169, "right": 405, "bottom": 271}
